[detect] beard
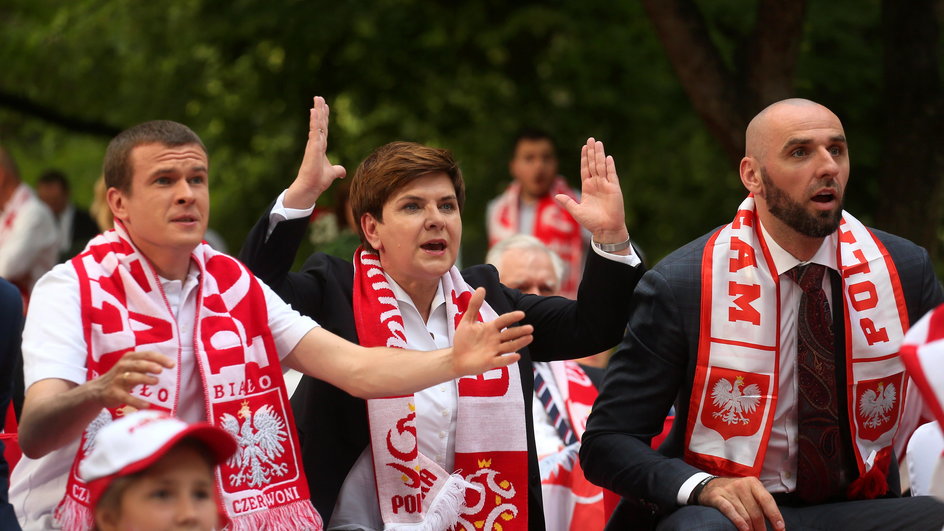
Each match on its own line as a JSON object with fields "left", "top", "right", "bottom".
{"left": 760, "top": 168, "right": 842, "bottom": 238}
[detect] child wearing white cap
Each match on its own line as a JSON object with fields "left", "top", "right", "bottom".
{"left": 79, "top": 409, "right": 236, "bottom": 531}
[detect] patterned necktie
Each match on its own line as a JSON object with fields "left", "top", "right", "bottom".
{"left": 533, "top": 367, "right": 578, "bottom": 446}
{"left": 789, "top": 263, "right": 846, "bottom": 502}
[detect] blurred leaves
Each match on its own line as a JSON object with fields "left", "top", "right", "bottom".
{"left": 0, "top": 0, "right": 940, "bottom": 266}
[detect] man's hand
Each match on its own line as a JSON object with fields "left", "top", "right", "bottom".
{"left": 698, "top": 477, "right": 785, "bottom": 531}
{"left": 555, "top": 138, "right": 630, "bottom": 250}
{"left": 18, "top": 350, "right": 175, "bottom": 458}
{"left": 91, "top": 350, "right": 176, "bottom": 410}
{"left": 284, "top": 96, "right": 347, "bottom": 209}
{"left": 451, "top": 287, "right": 532, "bottom": 377}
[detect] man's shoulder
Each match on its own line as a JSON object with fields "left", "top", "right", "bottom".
{"left": 460, "top": 263, "right": 500, "bottom": 288}
{"left": 869, "top": 227, "right": 930, "bottom": 258}
{"left": 299, "top": 251, "right": 355, "bottom": 276}
{"left": 650, "top": 227, "right": 720, "bottom": 274}
{"left": 33, "top": 261, "right": 79, "bottom": 290}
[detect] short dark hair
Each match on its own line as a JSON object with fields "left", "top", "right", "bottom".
{"left": 38, "top": 169, "right": 70, "bottom": 192}
{"left": 350, "top": 141, "right": 465, "bottom": 252}
{"left": 511, "top": 128, "right": 557, "bottom": 156}
{"left": 103, "top": 120, "right": 206, "bottom": 193}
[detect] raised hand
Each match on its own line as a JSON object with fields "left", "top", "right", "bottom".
{"left": 92, "top": 350, "right": 176, "bottom": 410}
{"left": 698, "top": 476, "right": 785, "bottom": 531}
{"left": 451, "top": 287, "right": 532, "bottom": 377}
{"left": 285, "top": 96, "right": 348, "bottom": 209}
{"left": 555, "top": 138, "right": 630, "bottom": 249}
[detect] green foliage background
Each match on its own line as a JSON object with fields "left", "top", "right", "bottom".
{"left": 0, "top": 0, "right": 912, "bottom": 266}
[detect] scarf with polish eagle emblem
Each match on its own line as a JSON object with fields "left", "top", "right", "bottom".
{"left": 487, "top": 177, "right": 583, "bottom": 298}
{"left": 353, "top": 247, "right": 528, "bottom": 531}
{"left": 56, "top": 222, "right": 321, "bottom": 531}
{"left": 688, "top": 195, "right": 912, "bottom": 498}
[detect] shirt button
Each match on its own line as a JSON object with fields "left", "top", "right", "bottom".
{"left": 441, "top": 409, "right": 449, "bottom": 417}
{"left": 439, "top": 431, "right": 446, "bottom": 439}
{"left": 784, "top": 471, "right": 792, "bottom": 479}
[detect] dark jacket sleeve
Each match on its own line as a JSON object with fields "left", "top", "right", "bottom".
{"left": 873, "top": 229, "right": 944, "bottom": 323}
{"left": 579, "top": 267, "right": 703, "bottom": 512}
{"left": 239, "top": 202, "right": 327, "bottom": 309}
{"left": 579, "top": 236, "right": 713, "bottom": 513}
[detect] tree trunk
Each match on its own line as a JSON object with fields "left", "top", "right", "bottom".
{"left": 641, "top": 0, "right": 806, "bottom": 168}
{"left": 879, "top": 0, "right": 944, "bottom": 261}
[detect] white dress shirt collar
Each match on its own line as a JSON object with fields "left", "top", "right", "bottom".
{"left": 385, "top": 272, "right": 447, "bottom": 326}
{"left": 758, "top": 219, "right": 839, "bottom": 276}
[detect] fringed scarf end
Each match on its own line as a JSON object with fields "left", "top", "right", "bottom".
{"left": 227, "top": 499, "right": 323, "bottom": 531}
{"left": 54, "top": 495, "right": 94, "bottom": 531}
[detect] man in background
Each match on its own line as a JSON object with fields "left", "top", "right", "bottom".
{"left": 487, "top": 234, "right": 608, "bottom": 530}
{"left": 0, "top": 147, "right": 57, "bottom": 300}
{"left": 36, "top": 169, "right": 99, "bottom": 262}
{"left": 487, "top": 130, "right": 587, "bottom": 299}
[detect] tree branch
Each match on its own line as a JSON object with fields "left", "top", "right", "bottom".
{"left": 744, "top": 0, "right": 807, "bottom": 107}
{"left": 879, "top": 0, "right": 944, "bottom": 259}
{"left": 0, "top": 88, "right": 121, "bottom": 138}
{"left": 641, "top": 0, "right": 749, "bottom": 167}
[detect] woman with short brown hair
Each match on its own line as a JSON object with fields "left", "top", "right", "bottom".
{"left": 240, "top": 96, "right": 644, "bottom": 530}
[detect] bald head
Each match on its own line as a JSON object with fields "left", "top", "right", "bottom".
{"left": 487, "top": 234, "right": 564, "bottom": 296}
{"left": 745, "top": 99, "right": 841, "bottom": 160}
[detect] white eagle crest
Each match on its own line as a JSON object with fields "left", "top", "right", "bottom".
{"left": 81, "top": 409, "right": 114, "bottom": 456}
{"left": 538, "top": 442, "right": 579, "bottom": 481}
{"left": 858, "top": 382, "right": 897, "bottom": 429}
{"left": 220, "top": 401, "right": 289, "bottom": 488}
{"left": 711, "top": 376, "right": 762, "bottom": 425}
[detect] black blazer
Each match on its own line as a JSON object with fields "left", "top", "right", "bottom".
{"left": 63, "top": 207, "right": 100, "bottom": 262}
{"left": 240, "top": 208, "right": 643, "bottom": 529}
{"left": 579, "top": 226, "right": 944, "bottom": 526}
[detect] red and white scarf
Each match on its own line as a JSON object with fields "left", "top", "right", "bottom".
{"left": 488, "top": 178, "right": 583, "bottom": 298}
{"left": 353, "top": 247, "right": 528, "bottom": 531}
{"left": 900, "top": 304, "right": 944, "bottom": 497}
{"left": 57, "top": 223, "right": 321, "bottom": 530}
{"left": 686, "top": 196, "right": 910, "bottom": 492}
{"left": 538, "top": 361, "right": 607, "bottom": 531}
{"left": 901, "top": 304, "right": 944, "bottom": 433}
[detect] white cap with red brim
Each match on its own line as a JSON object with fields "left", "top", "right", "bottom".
{"left": 79, "top": 409, "right": 237, "bottom": 508}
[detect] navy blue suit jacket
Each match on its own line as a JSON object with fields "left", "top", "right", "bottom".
{"left": 580, "top": 226, "right": 943, "bottom": 525}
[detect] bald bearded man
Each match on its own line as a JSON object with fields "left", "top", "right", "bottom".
{"left": 580, "top": 99, "right": 944, "bottom": 531}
